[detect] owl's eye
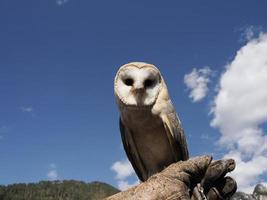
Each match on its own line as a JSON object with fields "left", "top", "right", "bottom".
{"left": 144, "top": 79, "right": 155, "bottom": 88}
{"left": 124, "top": 78, "right": 134, "bottom": 86}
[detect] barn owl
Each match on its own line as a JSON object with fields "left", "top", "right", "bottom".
{"left": 114, "top": 62, "right": 189, "bottom": 181}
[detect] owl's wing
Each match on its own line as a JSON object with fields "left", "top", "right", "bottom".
{"left": 119, "top": 118, "right": 147, "bottom": 182}
{"left": 160, "top": 102, "right": 189, "bottom": 161}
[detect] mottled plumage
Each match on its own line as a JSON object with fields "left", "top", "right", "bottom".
{"left": 114, "top": 62, "right": 189, "bottom": 181}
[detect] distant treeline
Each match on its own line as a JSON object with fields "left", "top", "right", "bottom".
{"left": 0, "top": 180, "right": 119, "bottom": 200}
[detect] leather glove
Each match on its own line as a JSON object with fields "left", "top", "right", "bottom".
{"left": 106, "top": 155, "right": 237, "bottom": 200}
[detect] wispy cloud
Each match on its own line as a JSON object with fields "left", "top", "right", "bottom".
{"left": 184, "top": 67, "right": 212, "bottom": 102}
{"left": 56, "top": 0, "right": 69, "bottom": 6}
{"left": 20, "top": 106, "right": 33, "bottom": 113}
{"left": 111, "top": 159, "right": 138, "bottom": 191}
{"left": 240, "top": 25, "right": 263, "bottom": 42}
{"left": 200, "top": 133, "right": 213, "bottom": 141}
{"left": 47, "top": 163, "right": 59, "bottom": 180}
{"left": 211, "top": 33, "right": 267, "bottom": 193}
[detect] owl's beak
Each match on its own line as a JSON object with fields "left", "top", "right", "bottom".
{"left": 132, "top": 87, "right": 145, "bottom": 94}
{"left": 132, "top": 87, "right": 146, "bottom": 106}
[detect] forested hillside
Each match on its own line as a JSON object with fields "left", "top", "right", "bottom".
{"left": 0, "top": 180, "right": 119, "bottom": 200}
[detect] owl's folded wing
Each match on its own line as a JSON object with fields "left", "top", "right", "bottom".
{"left": 160, "top": 104, "right": 189, "bottom": 162}
{"left": 119, "top": 118, "right": 147, "bottom": 182}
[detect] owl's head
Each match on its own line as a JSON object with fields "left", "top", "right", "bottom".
{"left": 114, "top": 62, "right": 162, "bottom": 107}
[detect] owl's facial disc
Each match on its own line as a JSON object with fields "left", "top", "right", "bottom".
{"left": 115, "top": 65, "right": 161, "bottom": 107}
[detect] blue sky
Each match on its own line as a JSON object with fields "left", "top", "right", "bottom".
{"left": 1, "top": 0, "right": 267, "bottom": 193}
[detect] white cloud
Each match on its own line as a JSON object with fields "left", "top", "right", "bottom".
{"left": 111, "top": 160, "right": 138, "bottom": 190}
{"left": 47, "top": 163, "right": 59, "bottom": 180}
{"left": 184, "top": 67, "right": 212, "bottom": 102}
{"left": 47, "top": 169, "right": 58, "bottom": 180}
{"left": 20, "top": 106, "right": 33, "bottom": 113}
{"left": 56, "top": 0, "right": 69, "bottom": 6}
{"left": 211, "top": 33, "right": 267, "bottom": 193}
{"left": 111, "top": 160, "right": 135, "bottom": 180}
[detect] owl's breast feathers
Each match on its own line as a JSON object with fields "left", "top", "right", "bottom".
{"left": 119, "top": 98, "right": 189, "bottom": 181}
